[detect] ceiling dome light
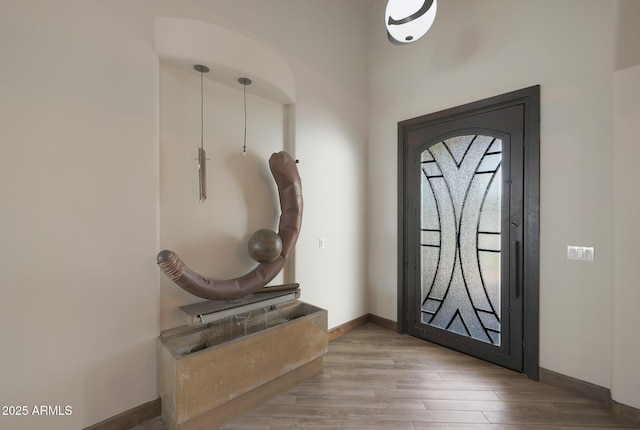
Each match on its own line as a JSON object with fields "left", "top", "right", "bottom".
{"left": 385, "top": 0, "right": 437, "bottom": 45}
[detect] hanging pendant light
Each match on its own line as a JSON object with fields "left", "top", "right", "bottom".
{"left": 195, "top": 64, "right": 209, "bottom": 202}
{"left": 385, "top": 0, "right": 437, "bottom": 44}
{"left": 238, "top": 77, "right": 252, "bottom": 155}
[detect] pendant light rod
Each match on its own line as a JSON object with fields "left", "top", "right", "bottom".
{"left": 195, "top": 64, "right": 209, "bottom": 203}
{"left": 238, "top": 77, "right": 252, "bottom": 154}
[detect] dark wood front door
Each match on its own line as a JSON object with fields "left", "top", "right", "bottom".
{"left": 398, "top": 86, "right": 540, "bottom": 378}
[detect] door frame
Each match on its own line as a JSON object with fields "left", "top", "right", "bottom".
{"left": 397, "top": 85, "right": 540, "bottom": 380}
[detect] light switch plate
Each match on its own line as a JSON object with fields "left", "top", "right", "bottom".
{"left": 567, "top": 245, "right": 594, "bottom": 262}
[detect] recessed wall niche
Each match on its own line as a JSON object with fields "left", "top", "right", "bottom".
{"left": 155, "top": 18, "right": 297, "bottom": 329}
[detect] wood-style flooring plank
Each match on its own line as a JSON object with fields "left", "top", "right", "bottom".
{"left": 373, "top": 387, "right": 503, "bottom": 401}
{"left": 219, "top": 417, "right": 272, "bottom": 430}
{"left": 294, "top": 395, "right": 427, "bottom": 410}
{"left": 268, "top": 418, "right": 417, "bottom": 429}
{"left": 484, "top": 410, "right": 632, "bottom": 427}
{"left": 414, "top": 424, "right": 564, "bottom": 430}
{"left": 245, "top": 404, "right": 349, "bottom": 420}
{"left": 346, "top": 408, "right": 489, "bottom": 423}
{"left": 423, "top": 398, "right": 610, "bottom": 415}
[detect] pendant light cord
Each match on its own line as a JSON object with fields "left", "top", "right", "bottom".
{"left": 200, "top": 70, "right": 204, "bottom": 150}
{"left": 243, "top": 83, "right": 247, "bottom": 154}
{"left": 193, "top": 64, "right": 209, "bottom": 150}
{"left": 238, "top": 77, "right": 251, "bottom": 155}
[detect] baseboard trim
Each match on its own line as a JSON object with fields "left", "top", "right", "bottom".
{"left": 83, "top": 398, "right": 160, "bottom": 430}
{"left": 540, "top": 368, "right": 640, "bottom": 427}
{"left": 539, "top": 368, "right": 611, "bottom": 405}
{"left": 328, "top": 313, "right": 397, "bottom": 340}
{"left": 611, "top": 400, "right": 640, "bottom": 427}
{"left": 328, "top": 314, "right": 368, "bottom": 340}
{"left": 366, "top": 313, "right": 397, "bottom": 332}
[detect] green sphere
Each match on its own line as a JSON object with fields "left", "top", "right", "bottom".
{"left": 248, "top": 229, "right": 282, "bottom": 263}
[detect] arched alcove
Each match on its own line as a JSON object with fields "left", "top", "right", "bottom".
{"left": 154, "top": 17, "right": 296, "bottom": 105}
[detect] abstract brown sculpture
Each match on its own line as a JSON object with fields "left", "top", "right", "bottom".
{"left": 157, "top": 151, "right": 302, "bottom": 300}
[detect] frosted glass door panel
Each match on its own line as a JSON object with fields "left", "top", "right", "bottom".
{"left": 420, "top": 135, "right": 502, "bottom": 345}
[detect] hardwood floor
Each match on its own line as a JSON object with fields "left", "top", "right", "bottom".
{"left": 134, "top": 323, "right": 638, "bottom": 430}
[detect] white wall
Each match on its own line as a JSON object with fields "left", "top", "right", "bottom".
{"left": 612, "top": 63, "right": 640, "bottom": 409}
{"left": 0, "top": 2, "right": 160, "bottom": 429}
{"left": 0, "top": 1, "right": 370, "bottom": 428}
{"left": 367, "top": 0, "right": 616, "bottom": 391}
{"left": 609, "top": 0, "right": 640, "bottom": 412}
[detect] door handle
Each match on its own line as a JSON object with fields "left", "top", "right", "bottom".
{"left": 510, "top": 240, "right": 520, "bottom": 299}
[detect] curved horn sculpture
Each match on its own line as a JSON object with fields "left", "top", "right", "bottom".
{"left": 157, "top": 151, "right": 302, "bottom": 300}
